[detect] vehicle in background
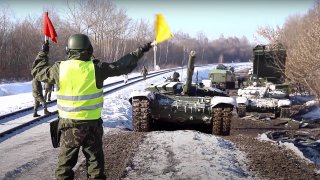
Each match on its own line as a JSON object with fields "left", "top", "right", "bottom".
{"left": 236, "top": 44, "right": 291, "bottom": 118}
{"left": 202, "top": 64, "right": 236, "bottom": 90}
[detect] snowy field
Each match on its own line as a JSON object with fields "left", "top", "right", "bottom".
{"left": 0, "top": 62, "right": 319, "bottom": 179}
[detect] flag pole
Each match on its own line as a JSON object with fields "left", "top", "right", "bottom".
{"left": 44, "top": 11, "right": 47, "bottom": 42}
{"left": 153, "top": 46, "right": 157, "bottom": 71}
{"left": 152, "top": 40, "right": 157, "bottom": 71}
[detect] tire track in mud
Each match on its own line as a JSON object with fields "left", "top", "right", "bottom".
{"left": 74, "top": 129, "right": 144, "bottom": 180}
{"left": 226, "top": 118, "right": 320, "bottom": 180}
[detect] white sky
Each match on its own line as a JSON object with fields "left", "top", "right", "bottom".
{"left": 0, "top": 0, "right": 315, "bottom": 43}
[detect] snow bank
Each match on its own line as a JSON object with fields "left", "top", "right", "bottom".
{"left": 0, "top": 81, "right": 32, "bottom": 96}
{"left": 257, "top": 133, "right": 273, "bottom": 142}
{"left": 305, "top": 99, "right": 320, "bottom": 106}
{"left": 301, "top": 107, "right": 320, "bottom": 121}
{"left": 279, "top": 142, "right": 312, "bottom": 164}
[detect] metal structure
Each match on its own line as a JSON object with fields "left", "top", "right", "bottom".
{"left": 129, "top": 51, "right": 237, "bottom": 135}
{"left": 201, "top": 64, "right": 236, "bottom": 90}
{"left": 253, "top": 44, "right": 286, "bottom": 84}
{"left": 205, "top": 64, "right": 236, "bottom": 90}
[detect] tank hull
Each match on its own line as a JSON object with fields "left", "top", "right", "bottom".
{"left": 150, "top": 95, "right": 212, "bottom": 124}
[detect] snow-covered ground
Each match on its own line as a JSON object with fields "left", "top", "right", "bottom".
{"left": 124, "top": 130, "right": 253, "bottom": 179}
{"left": 1, "top": 62, "right": 319, "bottom": 179}
{"left": 0, "top": 72, "right": 140, "bottom": 116}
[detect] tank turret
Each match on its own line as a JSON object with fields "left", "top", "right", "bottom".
{"left": 183, "top": 51, "right": 196, "bottom": 95}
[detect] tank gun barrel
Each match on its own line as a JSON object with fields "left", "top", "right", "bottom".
{"left": 184, "top": 51, "right": 196, "bottom": 95}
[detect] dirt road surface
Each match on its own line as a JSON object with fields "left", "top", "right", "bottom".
{"left": 75, "top": 112, "right": 320, "bottom": 180}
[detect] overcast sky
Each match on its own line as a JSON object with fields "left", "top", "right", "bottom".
{"left": 0, "top": 0, "right": 315, "bottom": 43}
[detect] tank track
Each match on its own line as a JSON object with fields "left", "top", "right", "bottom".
{"left": 132, "top": 98, "right": 151, "bottom": 132}
{"left": 212, "top": 108, "right": 223, "bottom": 135}
{"left": 237, "top": 104, "right": 246, "bottom": 118}
{"left": 279, "top": 107, "right": 291, "bottom": 118}
{"left": 212, "top": 107, "right": 233, "bottom": 136}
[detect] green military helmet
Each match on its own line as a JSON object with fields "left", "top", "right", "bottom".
{"left": 173, "top": 72, "right": 180, "bottom": 79}
{"left": 66, "top": 33, "right": 93, "bottom": 54}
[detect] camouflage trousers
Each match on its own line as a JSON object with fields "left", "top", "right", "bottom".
{"left": 45, "top": 89, "right": 52, "bottom": 101}
{"left": 34, "top": 96, "right": 47, "bottom": 112}
{"left": 55, "top": 123, "right": 106, "bottom": 180}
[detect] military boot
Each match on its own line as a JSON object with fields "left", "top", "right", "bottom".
{"left": 44, "top": 108, "right": 51, "bottom": 115}
{"left": 33, "top": 111, "right": 40, "bottom": 117}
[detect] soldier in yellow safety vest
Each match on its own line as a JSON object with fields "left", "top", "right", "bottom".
{"left": 31, "top": 34, "right": 152, "bottom": 180}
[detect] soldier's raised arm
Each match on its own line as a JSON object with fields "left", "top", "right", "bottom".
{"left": 96, "top": 42, "right": 152, "bottom": 80}
{"left": 31, "top": 41, "right": 59, "bottom": 85}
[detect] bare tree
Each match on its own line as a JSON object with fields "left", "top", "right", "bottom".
{"left": 257, "top": 1, "right": 320, "bottom": 98}
{"left": 0, "top": 1, "right": 253, "bottom": 82}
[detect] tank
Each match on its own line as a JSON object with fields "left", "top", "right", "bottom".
{"left": 236, "top": 83, "right": 291, "bottom": 118}
{"left": 236, "top": 44, "right": 291, "bottom": 118}
{"left": 129, "top": 51, "right": 237, "bottom": 136}
{"left": 202, "top": 64, "right": 236, "bottom": 90}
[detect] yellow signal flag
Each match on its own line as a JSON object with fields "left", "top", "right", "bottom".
{"left": 155, "top": 14, "right": 173, "bottom": 43}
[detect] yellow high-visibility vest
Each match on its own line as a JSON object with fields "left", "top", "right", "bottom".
{"left": 57, "top": 60, "right": 103, "bottom": 120}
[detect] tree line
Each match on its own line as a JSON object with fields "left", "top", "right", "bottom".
{"left": 0, "top": 0, "right": 253, "bottom": 82}
{"left": 257, "top": 1, "right": 320, "bottom": 98}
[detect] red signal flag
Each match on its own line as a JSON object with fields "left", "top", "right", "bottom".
{"left": 43, "top": 12, "right": 58, "bottom": 44}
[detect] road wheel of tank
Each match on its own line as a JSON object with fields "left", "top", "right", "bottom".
{"left": 279, "top": 107, "right": 291, "bottom": 118}
{"left": 222, "top": 108, "right": 233, "bottom": 136}
{"left": 132, "top": 97, "right": 151, "bottom": 132}
{"left": 237, "top": 104, "right": 246, "bottom": 118}
{"left": 212, "top": 108, "right": 223, "bottom": 135}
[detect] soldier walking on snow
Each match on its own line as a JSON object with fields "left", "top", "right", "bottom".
{"left": 123, "top": 74, "right": 128, "bottom": 84}
{"left": 141, "top": 65, "right": 148, "bottom": 80}
{"left": 32, "top": 33, "right": 152, "bottom": 179}
{"left": 32, "top": 78, "right": 51, "bottom": 117}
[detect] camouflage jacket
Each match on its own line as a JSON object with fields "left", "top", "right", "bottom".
{"left": 45, "top": 83, "right": 54, "bottom": 91}
{"left": 141, "top": 67, "right": 148, "bottom": 75}
{"left": 31, "top": 47, "right": 145, "bottom": 128}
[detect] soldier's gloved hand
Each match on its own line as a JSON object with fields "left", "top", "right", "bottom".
{"left": 42, "top": 40, "right": 49, "bottom": 52}
{"left": 140, "top": 42, "right": 152, "bottom": 53}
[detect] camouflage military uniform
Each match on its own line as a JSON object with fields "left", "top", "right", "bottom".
{"left": 57, "top": 119, "right": 104, "bottom": 179}
{"left": 32, "top": 42, "right": 148, "bottom": 180}
{"left": 44, "top": 83, "right": 54, "bottom": 101}
{"left": 141, "top": 66, "right": 148, "bottom": 80}
{"left": 32, "top": 79, "right": 49, "bottom": 117}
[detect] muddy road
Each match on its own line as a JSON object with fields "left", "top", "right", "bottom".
{"left": 75, "top": 111, "right": 320, "bottom": 180}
